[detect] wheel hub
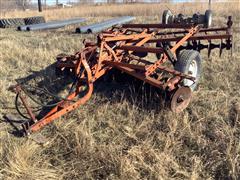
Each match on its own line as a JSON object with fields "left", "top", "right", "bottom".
{"left": 184, "top": 60, "right": 197, "bottom": 87}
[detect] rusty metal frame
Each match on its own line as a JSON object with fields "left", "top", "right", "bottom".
{"left": 10, "top": 17, "right": 233, "bottom": 135}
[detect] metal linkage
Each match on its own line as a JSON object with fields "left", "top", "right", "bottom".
{"left": 9, "top": 15, "right": 233, "bottom": 135}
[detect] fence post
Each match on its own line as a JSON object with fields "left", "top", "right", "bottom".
{"left": 209, "top": 0, "right": 212, "bottom": 10}
{"left": 38, "top": 0, "right": 42, "bottom": 12}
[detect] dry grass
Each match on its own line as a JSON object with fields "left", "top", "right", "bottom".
{"left": 1, "top": 2, "right": 239, "bottom": 21}
{"left": 0, "top": 2, "right": 240, "bottom": 180}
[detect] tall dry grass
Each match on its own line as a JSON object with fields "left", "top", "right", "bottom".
{"left": 1, "top": 2, "right": 239, "bottom": 21}
{"left": 0, "top": 2, "right": 240, "bottom": 180}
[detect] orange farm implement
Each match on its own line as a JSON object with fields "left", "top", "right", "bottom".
{"left": 7, "top": 11, "right": 233, "bottom": 136}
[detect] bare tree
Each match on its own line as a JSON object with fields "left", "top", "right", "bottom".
{"left": 38, "top": 0, "right": 42, "bottom": 12}
{"left": 0, "top": 0, "right": 32, "bottom": 11}
{"left": 17, "top": 0, "right": 32, "bottom": 10}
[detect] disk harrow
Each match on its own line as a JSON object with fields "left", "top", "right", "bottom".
{"left": 8, "top": 13, "right": 233, "bottom": 135}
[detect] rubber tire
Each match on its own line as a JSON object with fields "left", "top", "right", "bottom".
{"left": 24, "top": 16, "right": 46, "bottom": 25}
{"left": 204, "top": 10, "right": 212, "bottom": 28}
{"left": 162, "top": 10, "right": 173, "bottom": 24}
{"left": 0, "top": 19, "right": 6, "bottom": 28}
{"left": 174, "top": 50, "right": 201, "bottom": 91}
{"left": 0, "top": 18, "right": 25, "bottom": 28}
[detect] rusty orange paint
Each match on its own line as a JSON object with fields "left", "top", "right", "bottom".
{"left": 11, "top": 21, "right": 232, "bottom": 134}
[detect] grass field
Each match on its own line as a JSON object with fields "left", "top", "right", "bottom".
{"left": 0, "top": 2, "right": 240, "bottom": 179}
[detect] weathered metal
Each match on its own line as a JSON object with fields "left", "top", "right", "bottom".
{"left": 170, "top": 86, "right": 192, "bottom": 113}
{"left": 9, "top": 16, "right": 233, "bottom": 135}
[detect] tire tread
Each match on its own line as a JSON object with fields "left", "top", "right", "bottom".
{"left": 24, "top": 16, "right": 45, "bottom": 25}
{"left": 174, "top": 50, "right": 201, "bottom": 90}
{"left": 0, "top": 18, "right": 25, "bottom": 28}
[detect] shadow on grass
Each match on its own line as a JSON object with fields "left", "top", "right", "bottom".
{"left": 4, "top": 62, "right": 167, "bottom": 136}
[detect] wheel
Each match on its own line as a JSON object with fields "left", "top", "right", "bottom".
{"left": 170, "top": 86, "right": 192, "bottom": 113}
{"left": 0, "top": 18, "right": 25, "bottom": 28}
{"left": 0, "top": 20, "right": 4, "bottom": 28}
{"left": 204, "top": 10, "right": 212, "bottom": 28}
{"left": 174, "top": 50, "right": 201, "bottom": 91}
{"left": 0, "top": 19, "right": 7, "bottom": 28}
{"left": 162, "top": 10, "right": 173, "bottom": 24}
